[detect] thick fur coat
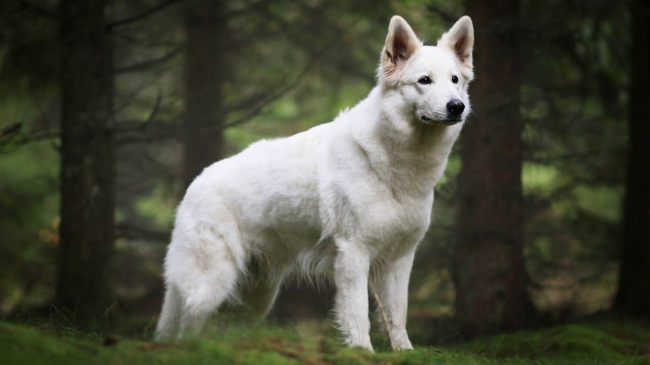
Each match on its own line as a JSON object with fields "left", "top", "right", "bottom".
{"left": 156, "top": 15, "right": 475, "bottom": 351}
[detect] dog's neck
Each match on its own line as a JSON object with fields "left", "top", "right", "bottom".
{"left": 378, "top": 108, "right": 462, "bottom": 158}
{"left": 352, "top": 86, "right": 463, "bottom": 194}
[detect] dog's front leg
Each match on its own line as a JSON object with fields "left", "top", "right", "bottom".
{"left": 373, "top": 249, "right": 415, "bottom": 351}
{"left": 333, "top": 240, "right": 373, "bottom": 351}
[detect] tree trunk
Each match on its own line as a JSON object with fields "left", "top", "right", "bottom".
{"left": 183, "top": 0, "right": 227, "bottom": 188}
{"left": 613, "top": 0, "right": 650, "bottom": 317}
{"left": 453, "top": 0, "right": 533, "bottom": 335}
{"left": 56, "top": 0, "right": 115, "bottom": 324}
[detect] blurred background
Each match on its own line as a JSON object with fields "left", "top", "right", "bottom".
{"left": 0, "top": 0, "right": 648, "bottom": 341}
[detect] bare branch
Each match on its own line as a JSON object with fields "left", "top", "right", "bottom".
{"left": 425, "top": 3, "right": 457, "bottom": 25}
{"left": 221, "top": 91, "right": 268, "bottom": 115}
{"left": 116, "top": 224, "right": 169, "bottom": 243}
{"left": 107, "top": 0, "right": 180, "bottom": 30}
{"left": 0, "top": 123, "right": 22, "bottom": 139}
{"left": 217, "top": 42, "right": 332, "bottom": 131}
{"left": 144, "top": 91, "right": 164, "bottom": 125}
{"left": 13, "top": 0, "right": 58, "bottom": 20}
{"left": 0, "top": 129, "right": 58, "bottom": 153}
{"left": 115, "top": 44, "right": 329, "bottom": 145}
{"left": 262, "top": 8, "right": 373, "bottom": 80}
{"left": 113, "top": 45, "right": 184, "bottom": 74}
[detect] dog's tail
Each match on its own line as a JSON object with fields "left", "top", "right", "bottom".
{"left": 155, "top": 283, "right": 182, "bottom": 342}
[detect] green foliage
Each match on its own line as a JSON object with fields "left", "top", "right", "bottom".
{"left": 0, "top": 81, "right": 59, "bottom": 314}
{"left": 574, "top": 185, "right": 623, "bottom": 223}
{"left": 456, "top": 320, "right": 650, "bottom": 364}
{"left": 135, "top": 185, "right": 178, "bottom": 229}
{"left": 1, "top": 319, "right": 649, "bottom": 365}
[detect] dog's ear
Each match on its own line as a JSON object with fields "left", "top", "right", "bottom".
{"left": 437, "top": 16, "right": 474, "bottom": 75}
{"left": 380, "top": 16, "right": 421, "bottom": 86}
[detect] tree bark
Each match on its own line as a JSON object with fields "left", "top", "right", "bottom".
{"left": 183, "top": 0, "right": 227, "bottom": 188}
{"left": 453, "top": 0, "right": 533, "bottom": 335}
{"left": 56, "top": 0, "right": 115, "bottom": 324}
{"left": 613, "top": 0, "right": 650, "bottom": 317}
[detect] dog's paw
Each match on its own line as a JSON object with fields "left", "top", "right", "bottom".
{"left": 348, "top": 340, "right": 375, "bottom": 353}
{"left": 392, "top": 338, "right": 413, "bottom": 351}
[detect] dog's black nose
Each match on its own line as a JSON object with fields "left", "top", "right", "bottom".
{"left": 446, "top": 99, "right": 465, "bottom": 116}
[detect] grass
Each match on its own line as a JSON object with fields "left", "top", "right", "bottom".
{"left": 0, "top": 318, "right": 649, "bottom": 364}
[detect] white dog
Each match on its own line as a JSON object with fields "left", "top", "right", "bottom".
{"left": 156, "top": 15, "right": 474, "bottom": 351}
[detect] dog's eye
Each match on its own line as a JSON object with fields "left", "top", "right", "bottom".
{"left": 418, "top": 76, "right": 432, "bottom": 85}
{"left": 452, "top": 75, "right": 459, "bottom": 84}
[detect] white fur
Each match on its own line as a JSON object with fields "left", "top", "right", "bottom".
{"left": 156, "top": 15, "right": 474, "bottom": 352}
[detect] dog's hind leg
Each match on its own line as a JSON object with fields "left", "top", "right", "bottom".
{"left": 241, "top": 278, "right": 282, "bottom": 321}
{"left": 239, "top": 257, "right": 286, "bottom": 321}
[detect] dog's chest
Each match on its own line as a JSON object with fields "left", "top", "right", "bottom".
{"left": 355, "top": 185, "right": 434, "bottom": 247}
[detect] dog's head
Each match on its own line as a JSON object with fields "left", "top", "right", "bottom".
{"left": 379, "top": 16, "right": 474, "bottom": 126}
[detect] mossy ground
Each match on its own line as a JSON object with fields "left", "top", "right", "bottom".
{"left": 1, "top": 318, "right": 649, "bottom": 364}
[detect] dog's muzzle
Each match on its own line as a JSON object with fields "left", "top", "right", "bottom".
{"left": 421, "top": 115, "right": 463, "bottom": 125}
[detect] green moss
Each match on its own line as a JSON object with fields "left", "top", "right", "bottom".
{"left": 1, "top": 319, "right": 648, "bottom": 365}
{"left": 456, "top": 322, "right": 650, "bottom": 364}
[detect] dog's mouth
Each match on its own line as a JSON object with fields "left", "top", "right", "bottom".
{"left": 421, "top": 115, "right": 463, "bottom": 126}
